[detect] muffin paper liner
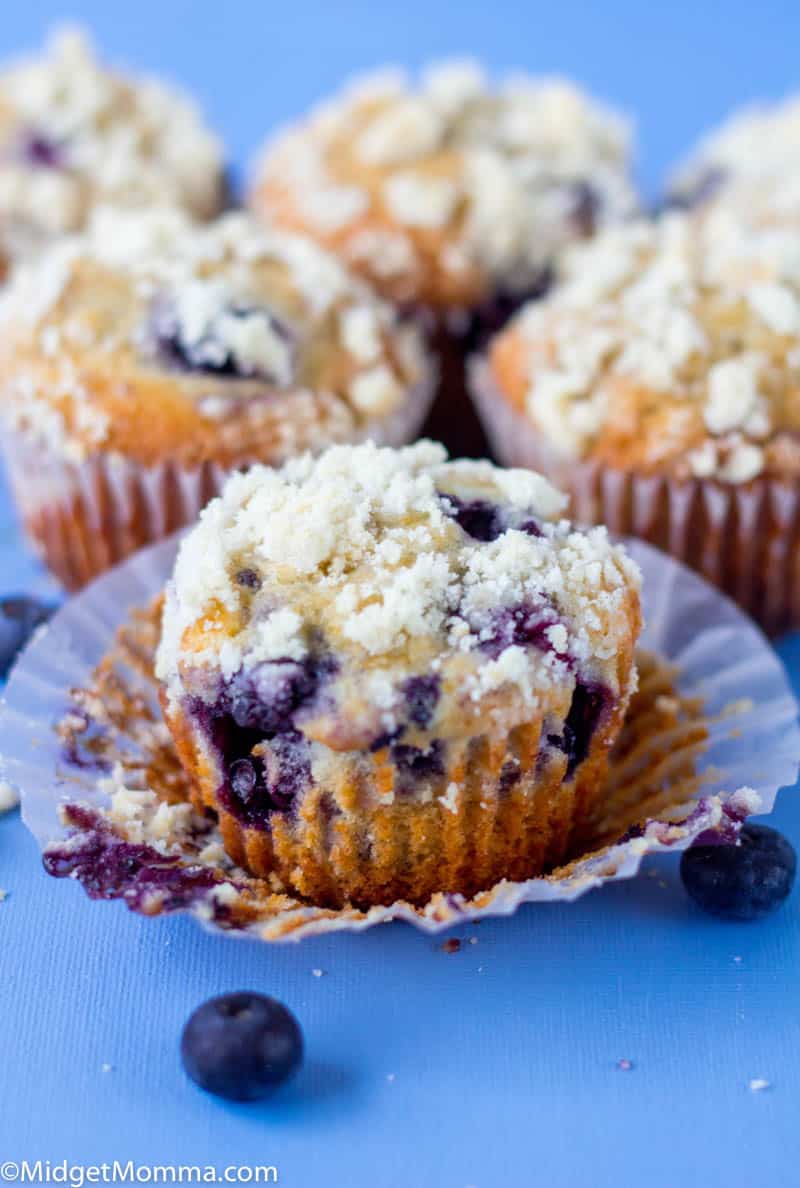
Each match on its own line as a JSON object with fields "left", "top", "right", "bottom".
{"left": 469, "top": 359, "right": 800, "bottom": 635}
{"left": 0, "top": 534, "right": 797, "bottom": 941}
{"left": 0, "top": 367, "right": 436, "bottom": 592}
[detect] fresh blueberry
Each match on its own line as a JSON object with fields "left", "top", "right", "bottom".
{"left": 402, "top": 674, "right": 440, "bottom": 729}
{"left": 680, "top": 823, "right": 797, "bottom": 921}
{"left": 0, "top": 596, "right": 55, "bottom": 679}
{"left": 181, "top": 992, "right": 303, "bottom": 1102}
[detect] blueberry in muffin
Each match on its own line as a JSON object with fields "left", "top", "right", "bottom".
{"left": 473, "top": 208, "right": 800, "bottom": 631}
{"left": 0, "top": 208, "right": 433, "bottom": 588}
{"left": 0, "top": 27, "right": 225, "bottom": 275}
{"left": 156, "top": 440, "right": 641, "bottom": 907}
{"left": 250, "top": 61, "right": 638, "bottom": 456}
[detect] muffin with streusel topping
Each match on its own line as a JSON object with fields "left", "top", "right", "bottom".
{"left": 249, "top": 62, "right": 637, "bottom": 456}
{"left": 669, "top": 93, "right": 800, "bottom": 215}
{"left": 472, "top": 208, "right": 800, "bottom": 632}
{"left": 0, "top": 27, "right": 225, "bottom": 276}
{"left": 155, "top": 440, "right": 642, "bottom": 908}
{"left": 0, "top": 208, "right": 433, "bottom": 588}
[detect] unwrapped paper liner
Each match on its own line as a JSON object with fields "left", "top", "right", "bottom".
{"left": 0, "top": 534, "right": 798, "bottom": 941}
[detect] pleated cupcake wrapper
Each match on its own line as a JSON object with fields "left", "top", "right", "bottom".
{"left": 177, "top": 713, "right": 619, "bottom": 910}
{"left": 469, "top": 358, "right": 800, "bottom": 635}
{"left": 0, "top": 367, "right": 437, "bottom": 591}
{"left": 0, "top": 531, "right": 797, "bottom": 941}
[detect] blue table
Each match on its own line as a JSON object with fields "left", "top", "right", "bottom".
{"left": 2, "top": 4, "right": 800, "bottom": 1185}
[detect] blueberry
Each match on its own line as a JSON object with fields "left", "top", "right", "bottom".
{"left": 234, "top": 568, "right": 261, "bottom": 590}
{"left": 228, "top": 659, "right": 317, "bottom": 734}
{"left": 568, "top": 180, "right": 601, "bottom": 236}
{"left": 0, "top": 596, "right": 55, "bottom": 679}
{"left": 261, "top": 731, "right": 311, "bottom": 810}
{"left": 402, "top": 674, "right": 440, "bottom": 729}
{"left": 18, "top": 130, "right": 64, "bottom": 169}
{"left": 680, "top": 823, "right": 796, "bottom": 921}
{"left": 391, "top": 739, "right": 445, "bottom": 784}
{"left": 440, "top": 494, "right": 506, "bottom": 543}
{"left": 152, "top": 298, "right": 294, "bottom": 381}
{"left": 548, "top": 679, "right": 609, "bottom": 778}
{"left": 479, "top": 601, "right": 562, "bottom": 660}
{"left": 181, "top": 992, "right": 303, "bottom": 1102}
{"left": 499, "top": 758, "right": 522, "bottom": 792}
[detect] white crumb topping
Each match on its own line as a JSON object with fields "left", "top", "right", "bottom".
{"left": 0, "top": 26, "right": 223, "bottom": 263}
{"left": 0, "top": 209, "right": 427, "bottom": 453}
{"left": 438, "top": 782, "right": 461, "bottom": 814}
{"left": 671, "top": 92, "right": 800, "bottom": 202}
{"left": 156, "top": 440, "right": 640, "bottom": 725}
{"left": 383, "top": 173, "right": 459, "bottom": 228}
{"left": 510, "top": 209, "right": 800, "bottom": 479}
{"left": 338, "top": 306, "right": 383, "bottom": 363}
{"left": 348, "top": 366, "right": 401, "bottom": 414}
{"left": 255, "top": 60, "right": 637, "bottom": 292}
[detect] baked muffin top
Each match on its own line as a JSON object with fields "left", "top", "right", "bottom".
{"left": 0, "top": 208, "right": 429, "bottom": 468}
{"left": 250, "top": 61, "right": 637, "bottom": 309}
{"left": 670, "top": 94, "right": 800, "bottom": 211}
{"left": 156, "top": 440, "right": 641, "bottom": 752}
{"left": 0, "top": 27, "right": 224, "bottom": 271}
{"left": 488, "top": 209, "right": 800, "bottom": 482}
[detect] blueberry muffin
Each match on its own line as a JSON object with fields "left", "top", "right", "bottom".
{"left": 250, "top": 61, "right": 637, "bottom": 456}
{"left": 473, "top": 209, "right": 800, "bottom": 632}
{"left": 0, "top": 208, "right": 433, "bottom": 589}
{"left": 155, "top": 440, "right": 642, "bottom": 908}
{"left": 669, "top": 93, "right": 800, "bottom": 213}
{"left": 0, "top": 27, "right": 225, "bottom": 276}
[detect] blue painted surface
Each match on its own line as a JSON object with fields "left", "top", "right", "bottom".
{"left": 1, "top": 4, "right": 800, "bottom": 1185}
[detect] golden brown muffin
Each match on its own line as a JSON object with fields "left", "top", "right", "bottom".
{"left": 0, "top": 208, "right": 433, "bottom": 588}
{"left": 250, "top": 61, "right": 637, "bottom": 456}
{"left": 472, "top": 208, "right": 800, "bottom": 631}
{"left": 669, "top": 93, "right": 800, "bottom": 214}
{"left": 0, "top": 27, "right": 225, "bottom": 273}
{"left": 155, "top": 440, "right": 641, "bottom": 908}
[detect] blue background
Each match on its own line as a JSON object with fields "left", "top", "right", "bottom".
{"left": 2, "top": 4, "right": 800, "bottom": 1186}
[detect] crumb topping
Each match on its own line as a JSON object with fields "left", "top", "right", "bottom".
{"left": 0, "top": 209, "right": 428, "bottom": 464}
{"left": 252, "top": 60, "right": 637, "bottom": 306}
{"left": 671, "top": 93, "right": 800, "bottom": 207}
{"left": 157, "top": 441, "right": 640, "bottom": 744}
{"left": 489, "top": 210, "right": 800, "bottom": 481}
{"left": 0, "top": 27, "right": 224, "bottom": 263}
